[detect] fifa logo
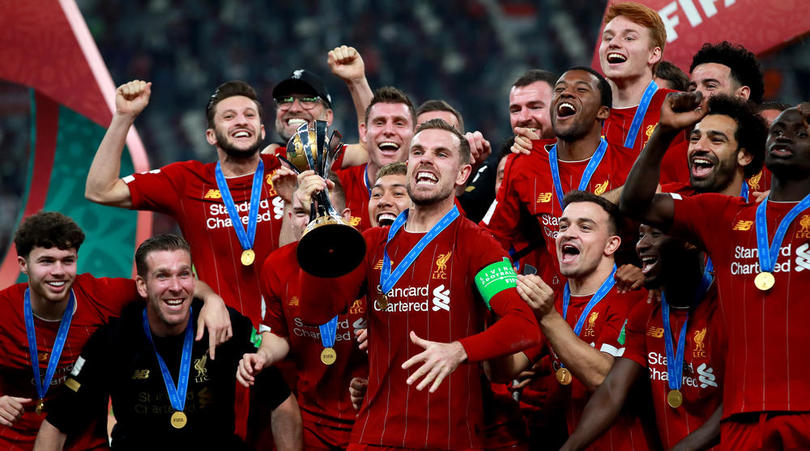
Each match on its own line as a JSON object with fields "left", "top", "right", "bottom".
{"left": 432, "top": 252, "right": 452, "bottom": 279}
{"left": 693, "top": 328, "right": 707, "bottom": 358}
{"left": 583, "top": 311, "right": 599, "bottom": 337}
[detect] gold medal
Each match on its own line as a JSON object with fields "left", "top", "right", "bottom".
{"left": 556, "top": 367, "right": 572, "bottom": 386}
{"left": 170, "top": 411, "right": 187, "bottom": 429}
{"left": 667, "top": 389, "right": 683, "bottom": 408}
{"left": 377, "top": 293, "right": 388, "bottom": 310}
{"left": 320, "top": 347, "right": 337, "bottom": 365}
{"left": 241, "top": 249, "right": 255, "bottom": 266}
{"left": 754, "top": 271, "right": 775, "bottom": 291}
{"left": 35, "top": 400, "right": 44, "bottom": 414}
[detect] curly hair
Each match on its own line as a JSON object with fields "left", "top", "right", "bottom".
{"left": 706, "top": 95, "right": 768, "bottom": 178}
{"left": 690, "top": 42, "right": 764, "bottom": 104}
{"left": 14, "top": 212, "right": 85, "bottom": 258}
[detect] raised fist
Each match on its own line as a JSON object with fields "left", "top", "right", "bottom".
{"left": 115, "top": 80, "right": 151, "bottom": 118}
{"left": 328, "top": 45, "right": 366, "bottom": 83}
{"left": 658, "top": 91, "right": 706, "bottom": 133}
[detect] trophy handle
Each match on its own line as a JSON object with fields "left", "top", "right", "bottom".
{"left": 277, "top": 156, "right": 301, "bottom": 174}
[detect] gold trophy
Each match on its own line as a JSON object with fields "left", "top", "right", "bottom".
{"left": 282, "top": 121, "right": 366, "bottom": 277}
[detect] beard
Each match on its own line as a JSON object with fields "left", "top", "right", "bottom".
{"left": 216, "top": 128, "right": 264, "bottom": 159}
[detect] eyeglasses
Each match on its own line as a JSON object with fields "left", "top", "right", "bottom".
{"left": 275, "top": 95, "right": 322, "bottom": 111}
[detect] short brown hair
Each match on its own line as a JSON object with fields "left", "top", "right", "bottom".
{"left": 414, "top": 119, "right": 471, "bottom": 165}
{"left": 416, "top": 100, "right": 465, "bottom": 133}
{"left": 364, "top": 87, "right": 416, "bottom": 125}
{"left": 605, "top": 2, "right": 667, "bottom": 64}
{"left": 135, "top": 234, "right": 191, "bottom": 278}
{"left": 206, "top": 80, "right": 263, "bottom": 129}
{"left": 14, "top": 212, "right": 85, "bottom": 258}
{"left": 376, "top": 162, "right": 407, "bottom": 180}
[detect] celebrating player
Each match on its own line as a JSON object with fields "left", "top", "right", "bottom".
{"left": 34, "top": 234, "right": 300, "bottom": 450}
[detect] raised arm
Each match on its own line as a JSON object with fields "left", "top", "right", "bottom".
{"left": 561, "top": 358, "right": 644, "bottom": 451}
{"left": 85, "top": 80, "right": 152, "bottom": 208}
{"left": 620, "top": 91, "right": 706, "bottom": 229}
{"left": 328, "top": 45, "right": 372, "bottom": 168}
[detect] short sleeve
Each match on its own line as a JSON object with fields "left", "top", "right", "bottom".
{"left": 259, "top": 252, "right": 289, "bottom": 338}
{"left": 670, "top": 193, "right": 742, "bottom": 250}
{"left": 596, "top": 291, "right": 645, "bottom": 358}
{"left": 80, "top": 276, "right": 140, "bottom": 318}
{"left": 124, "top": 161, "right": 190, "bottom": 214}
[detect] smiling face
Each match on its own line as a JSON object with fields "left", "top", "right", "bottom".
{"left": 136, "top": 249, "right": 195, "bottom": 337}
{"left": 274, "top": 94, "right": 333, "bottom": 142}
{"left": 765, "top": 106, "right": 810, "bottom": 178}
{"left": 688, "top": 114, "right": 749, "bottom": 193}
{"left": 688, "top": 63, "right": 748, "bottom": 101}
{"left": 551, "top": 70, "right": 610, "bottom": 141}
{"left": 369, "top": 173, "right": 410, "bottom": 227}
{"left": 555, "top": 201, "right": 619, "bottom": 279}
{"left": 361, "top": 102, "right": 414, "bottom": 170}
{"left": 599, "top": 15, "right": 661, "bottom": 82}
{"left": 509, "top": 81, "right": 554, "bottom": 138}
{"left": 407, "top": 128, "right": 471, "bottom": 206}
{"left": 18, "top": 246, "right": 77, "bottom": 307}
{"left": 206, "top": 95, "right": 266, "bottom": 158}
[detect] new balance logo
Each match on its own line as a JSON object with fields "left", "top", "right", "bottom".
{"left": 431, "top": 285, "right": 450, "bottom": 311}
{"left": 697, "top": 363, "right": 717, "bottom": 388}
{"left": 733, "top": 220, "right": 753, "bottom": 231}
{"left": 536, "top": 193, "right": 552, "bottom": 203}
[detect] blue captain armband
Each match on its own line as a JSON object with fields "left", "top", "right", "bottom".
{"left": 474, "top": 259, "right": 518, "bottom": 310}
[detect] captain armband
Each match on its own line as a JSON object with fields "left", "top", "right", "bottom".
{"left": 474, "top": 259, "right": 518, "bottom": 310}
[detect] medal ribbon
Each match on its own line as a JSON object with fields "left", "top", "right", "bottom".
{"left": 319, "top": 315, "right": 338, "bottom": 349}
{"left": 142, "top": 307, "right": 194, "bottom": 413}
{"left": 755, "top": 193, "right": 810, "bottom": 273}
{"left": 562, "top": 264, "right": 617, "bottom": 336}
{"left": 740, "top": 181, "right": 749, "bottom": 202}
{"left": 24, "top": 289, "right": 75, "bottom": 402}
{"left": 700, "top": 183, "right": 749, "bottom": 294}
{"left": 364, "top": 164, "right": 372, "bottom": 197}
{"left": 549, "top": 138, "right": 608, "bottom": 209}
{"left": 380, "top": 206, "right": 460, "bottom": 295}
{"left": 623, "top": 80, "right": 658, "bottom": 148}
{"left": 661, "top": 294, "right": 689, "bottom": 391}
{"left": 214, "top": 160, "right": 265, "bottom": 252}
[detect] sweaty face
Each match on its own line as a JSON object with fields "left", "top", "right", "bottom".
{"left": 209, "top": 95, "right": 265, "bottom": 158}
{"left": 551, "top": 70, "right": 608, "bottom": 141}
{"left": 556, "top": 201, "right": 618, "bottom": 279}
{"left": 765, "top": 107, "right": 810, "bottom": 178}
{"left": 509, "top": 81, "right": 554, "bottom": 139}
{"left": 137, "top": 249, "right": 195, "bottom": 335}
{"left": 362, "top": 103, "right": 414, "bottom": 169}
{"left": 417, "top": 111, "right": 461, "bottom": 131}
{"left": 407, "top": 129, "right": 470, "bottom": 206}
{"left": 369, "top": 174, "right": 410, "bottom": 227}
{"left": 599, "top": 15, "right": 660, "bottom": 81}
{"left": 688, "top": 63, "right": 747, "bottom": 101}
{"left": 688, "top": 114, "right": 745, "bottom": 192}
{"left": 18, "top": 247, "right": 78, "bottom": 305}
{"left": 274, "top": 93, "right": 332, "bottom": 142}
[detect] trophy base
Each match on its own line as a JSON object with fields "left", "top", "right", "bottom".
{"left": 298, "top": 216, "right": 366, "bottom": 278}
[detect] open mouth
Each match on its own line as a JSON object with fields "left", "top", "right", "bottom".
{"left": 560, "top": 242, "right": 580, "bottom": 264}
{"left": 416, "top": 171, "right": 438, "bottom": 186}
{"left": 163, "top": 298, "right": 186, "bottom": 311}
{"left": 769, "top": 143, "right": 794, "bottom": 158}
{"left": 640, "top": 255, "right": 659, "bottom": 275}
{"left": 378, "top": 142, "right": 400, "bottom": 153}
{"left": 690, "top": 155, "right": 716, "bottom": 178}
{"left": 231, "top": 130, "right": 252, "bottom": 139}
{"left": 45, "top": 281, "right": 67, "bottom": 292}
{"left": 606, "top": 52, "right": 627, "bottom": 64}
{"left": 286, "top": 118, "right": 307, "bottom": 127}
{"left": 376, "top": 212, "right": 398, "bottom": 226}
{"left": 557, "top": 102, "right": 577, "bottom": 118}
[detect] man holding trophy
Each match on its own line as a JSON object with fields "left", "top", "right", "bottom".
{"left": 293, "top": 119, "right": 542, "bottom": 449}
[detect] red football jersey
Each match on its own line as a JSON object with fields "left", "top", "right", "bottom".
{"left": 482, "top": 139, "right": 637, "bottom": 292}
{"left": 259, "top": 243, "right": 368, "bottom": 446}
{"left": 299, "top": 217, "right": 541, "bottom": 449}
{"left": 603, "top": 88, "right": 690, "bottom": 185}
{"left": 124, "top": 153, "right": 285, "bottom": 325}
{"left": 550, "top": 286, "right": 654, "bottom": 450}
{"left": 671, "top": 194, "right": 810, "bottom": 416}
{"left": 335, "top": 163, "right": 372, "bottom": 232}
{"left": 624, "top": 290, "right": 724, "bottom": 448}
{"left": 0, "top": 274, "right": 137, "bottom": 450}
{"left": 746, "top": 167, "right": 772, "bottom": 194}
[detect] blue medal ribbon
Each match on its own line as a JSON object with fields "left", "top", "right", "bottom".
{"left": 319, "top": 315, "right": 338, "bottom": 349}
{"left": 364, "top": 164, "right": 372, "bottom": 197}
{"left": 549, "top": 138, "right": 608, "bottom": 209}
{"left": 623, "top": 80, "right": 658, "bottom": 148}
{"left": 142, "top": 307, "right": 194, "bottom": 414}
{"left": 740, "top": 181, "right": 749, "bottom": 202}
{"left": 380, "top": 206, "right": 460, "bottom": 295}
{"left": 562, "top": 264, "right": 617, "bottom": 336}
{"left": 699, "top": 183, "right": 749, "bottom": 292}
{"left": 214, "top": 160, "right": 264, "bottom": 253}
{"left": 755, "top": 193, "right": 810, "bottom": 274}
{"left": 24, "top": 288, "right": 75, "bottom": 402}
{"left": 661, "top": 294, "right": 689, "bottom": 392}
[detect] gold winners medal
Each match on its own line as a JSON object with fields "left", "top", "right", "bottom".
{"left": 556, "top": 367, "right": 572, "bottom": 386}
{"left": 170, "top": 411, "right": 188, "bottom": 429}
{"left": 754, "top": 271, "right": 775, "bottom": 291}
{"left": 667, "top": 389, "right": 683, "bottom": 408}
{"left": 377, "top": 293, "right": 388, "bottom": 310}
{"left": 35, "top": 400, "right": 44, "bottom": 414}
{"left": 320, "top": 347, "right": 337, "bottom": 365}
{"left": 241, "top": 249, "right": 256, "bottom": 266}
